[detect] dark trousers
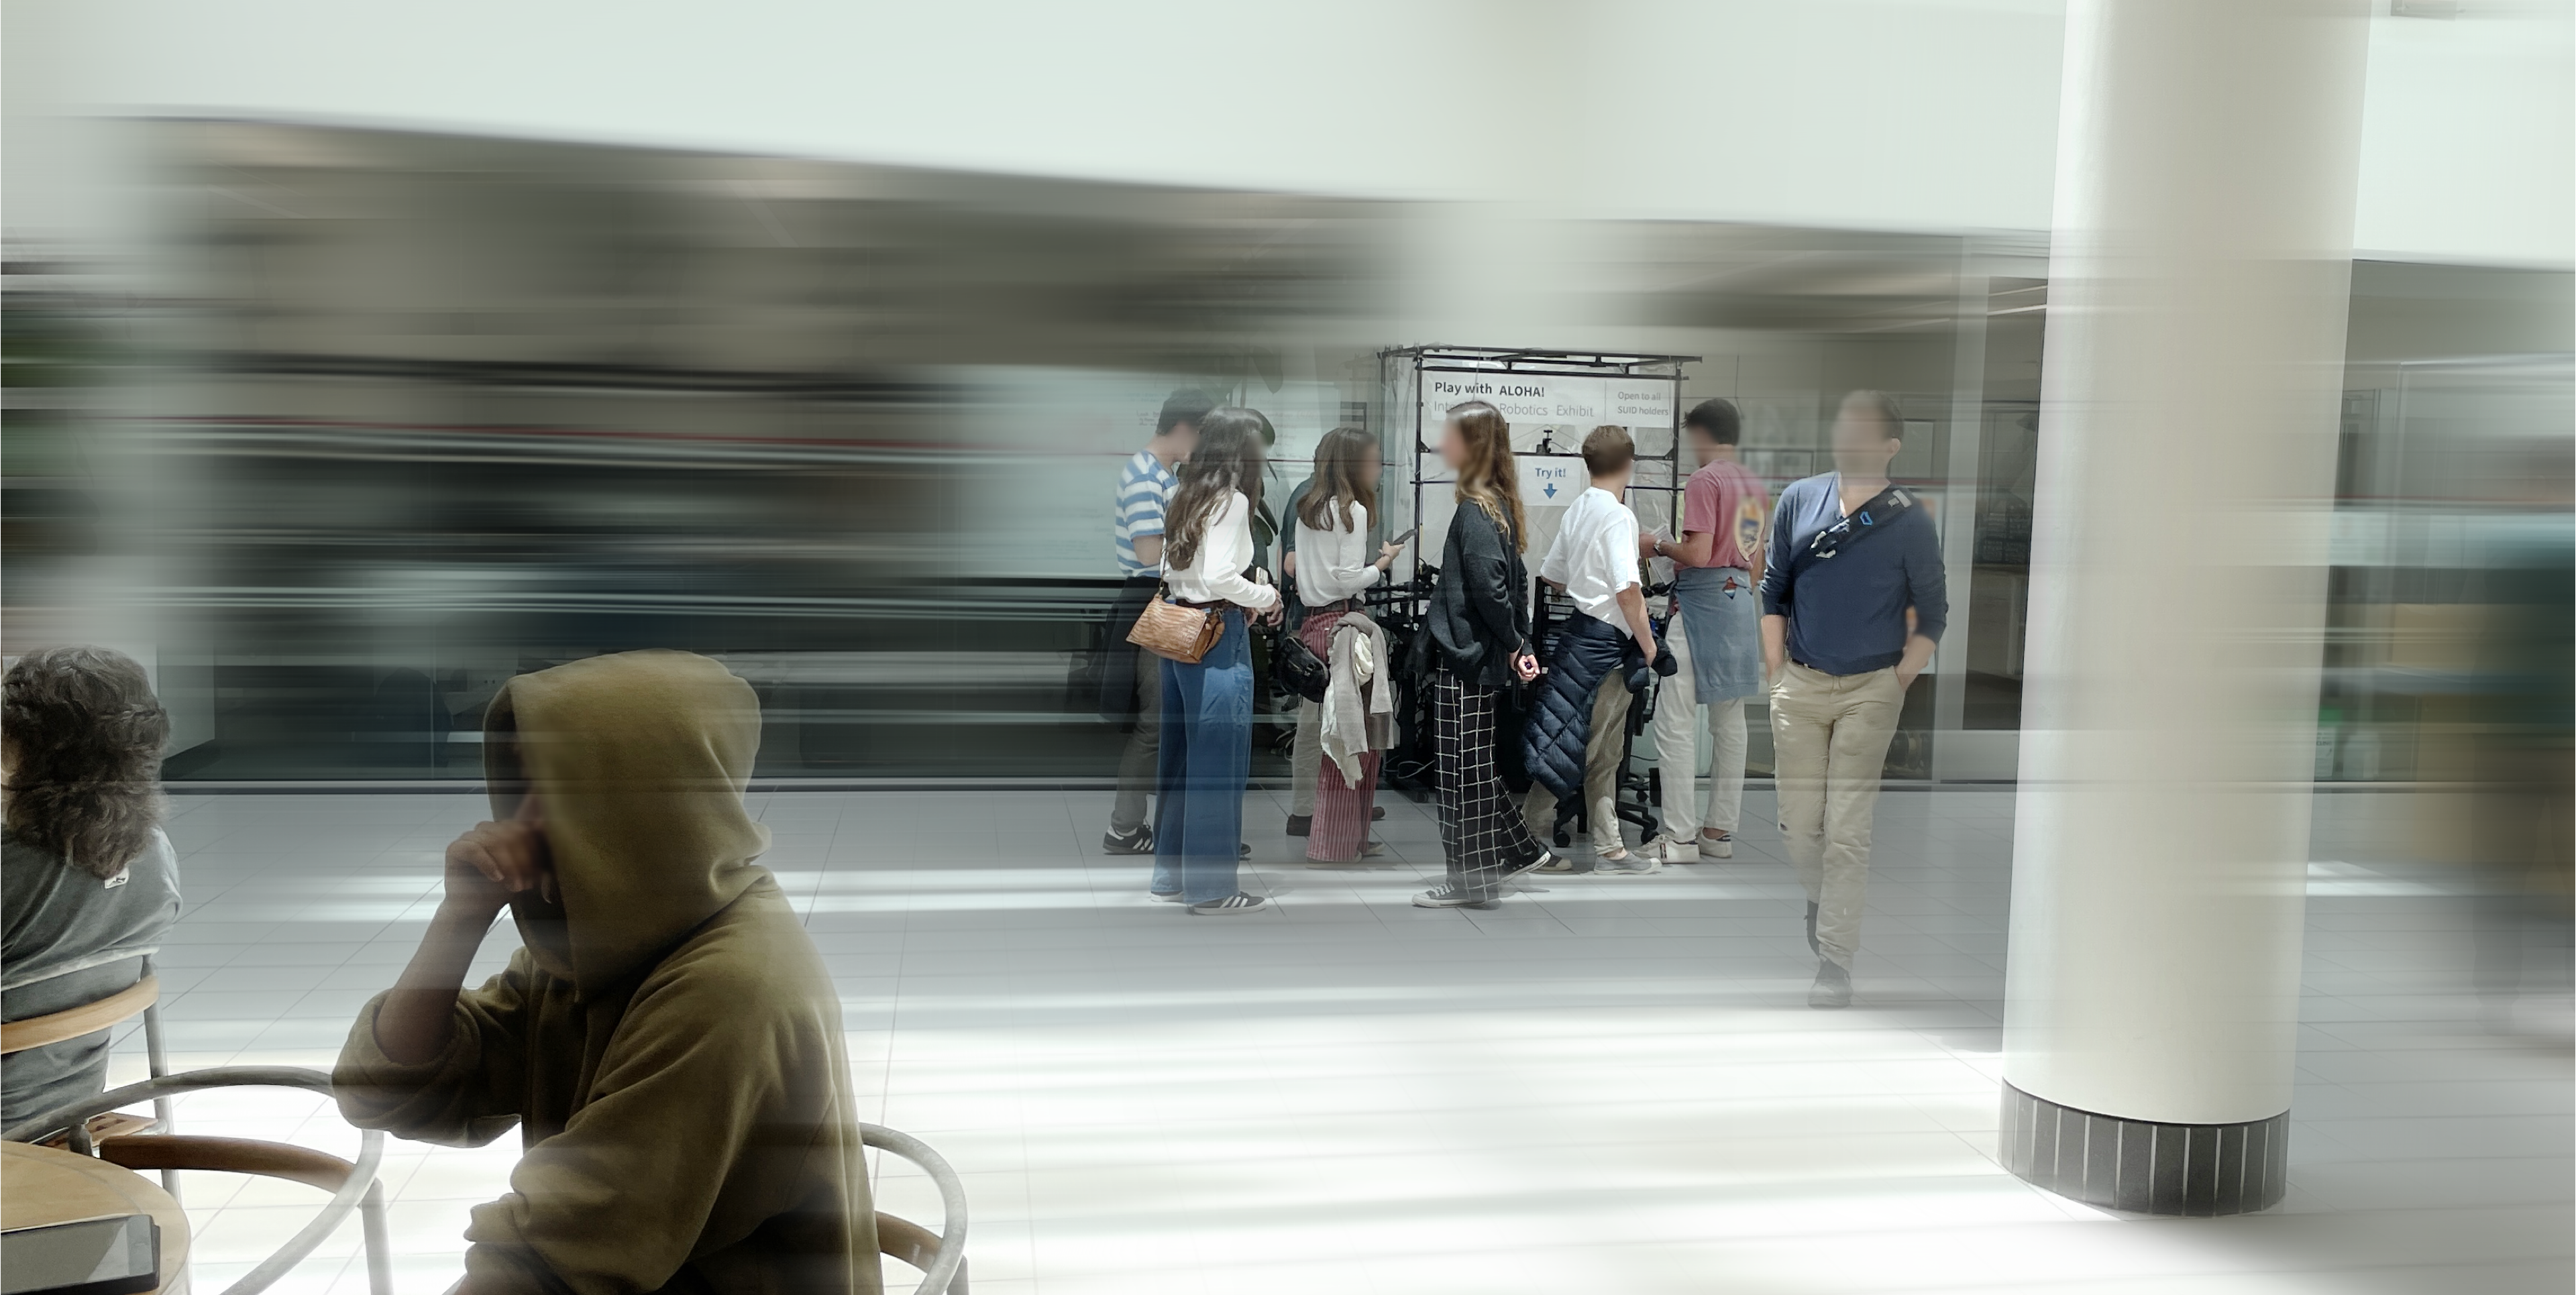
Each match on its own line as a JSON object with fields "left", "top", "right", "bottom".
{"left": 1433, "top": 667, "right": 1545, "bottom": 899}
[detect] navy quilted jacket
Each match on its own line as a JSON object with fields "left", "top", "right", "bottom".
{"left": 1520, "top": 614, "right": 1643, "bottom": 799}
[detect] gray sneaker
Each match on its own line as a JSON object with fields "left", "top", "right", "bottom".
{"left": 1189, "top": 893, "right": 1269, "bottom": 915}
{"left": 1413, "top": 881, "right": 1492, "bottom": 908}
{"left": 1591, "top": 852, "right": 1658, "bottom": 876}
{"left": 1809, "top": 958, "right": 1851, "bottom": 1009}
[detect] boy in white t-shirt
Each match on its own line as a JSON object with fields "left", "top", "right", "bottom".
{"left": 1522, "top": 426, "right": 1668, "bottom": 874}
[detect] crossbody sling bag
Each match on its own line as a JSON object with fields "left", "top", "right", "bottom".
{"left": 1770, "top": 484, "right": 1921, "bottom": 677}
{"left": 1790, "top": 483, "right": 1918, "bottom": 574}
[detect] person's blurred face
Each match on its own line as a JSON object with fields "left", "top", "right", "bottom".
{"left": 1686, "top": 427, "right": 1723, "bottom": 467}
{"left": 1169, "top": 420, "right": 1201, "bottom": 463}
{"left": 491, "top": 738, "right": 568, "bottom": 923}
{"left": 1438, "top": 419, "right": 1470, "bottom": 470}
{"left": 1830, "top": 404, "right": 1902, "bottom": 478}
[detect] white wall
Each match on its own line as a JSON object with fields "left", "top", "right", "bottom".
{"left": 5, "top": 0, "right": 2568, "bottom": 265}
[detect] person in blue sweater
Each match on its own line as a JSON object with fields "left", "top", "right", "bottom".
{"left": 1759, "top": 390, "right": 1946, "bottom": 1009}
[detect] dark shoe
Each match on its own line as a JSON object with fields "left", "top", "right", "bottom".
{"left": 1519, "top": 850, "right": 1573, "bottom": 877}
{"left": 1804, "top": 901, "right": 1821, "bottom": 956}
{"left": 1413, "top": 881, "right": 1491, "bottom": 908}
{"left": 1809, "top": 958, "right": 1851, "bottom": 1009}
{"left": 1189, "top": 892, "right": 1269, "bottom": 915}
{"left": 1104, "top": 826, "right": 1154, "bottom": 855}
{"left": 1240, "top": 842, "right": 1252, "bottom": 860}
{"left": 1285, "top": 815, "right": 1312, "bottom": 836}
{"left": 1371, "top": 805, "right": 1387, "bottom": 821}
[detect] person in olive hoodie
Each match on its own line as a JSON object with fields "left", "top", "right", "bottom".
{"left": 1412, "top": 400, "right": 1563, "bottom": 909}
{"left": 335, "top": 651, "right": 879, "bottom": 1295}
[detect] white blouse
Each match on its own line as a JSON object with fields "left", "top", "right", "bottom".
{"left": 1164, "top": 491, "right": 1280, "bottom": 610}
{"left": 1295, "top": 500, "right": 1385, "bottom": 608}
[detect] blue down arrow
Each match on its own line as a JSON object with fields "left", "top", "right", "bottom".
{"left": 1543, "top": 482, "right": 1558, "bottom": 499}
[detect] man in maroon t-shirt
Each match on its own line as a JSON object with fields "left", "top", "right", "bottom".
{"left": 1640, "top": 398, "right": 1768, "bottom": 864}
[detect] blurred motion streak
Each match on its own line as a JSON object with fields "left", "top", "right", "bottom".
{"left": 0, "top": 121, "right": 2564, "bottom": 1027}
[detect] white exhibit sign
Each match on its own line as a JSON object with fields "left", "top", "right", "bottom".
{"left": 1607, "top": 378, "right": 1674, "bottom": 429}
{"left": 1417, "top": 372, "right": 1609, "bottom": 437}
{"left": 1519, "top": 455, "right": 1580, "bottom": 506}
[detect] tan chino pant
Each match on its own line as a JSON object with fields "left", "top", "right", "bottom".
{"left": 1524, "top": 673, "right": 1633, "bottom": 855}
{"left": 1770, "top": 662, "right": 1904, "bottom": 967}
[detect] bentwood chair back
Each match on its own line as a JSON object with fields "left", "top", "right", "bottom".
{"left": 860, "top": 1123, "right": 970, "bottom": 1295}
{"left": 0, "top": 956, "right": 179, "bottom": 1180}
{"left": 4, "top": 1066, "right": 393, "bottom": 1295}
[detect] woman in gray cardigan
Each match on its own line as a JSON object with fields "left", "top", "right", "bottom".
{"left": 1412, "top": 400, "right": 1560, "bottom": 909}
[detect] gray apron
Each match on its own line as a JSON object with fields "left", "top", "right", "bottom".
{"left": 1673, "top": 565, "right": 1763, "bottom": 701}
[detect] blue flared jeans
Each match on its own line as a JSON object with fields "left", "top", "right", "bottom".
{"left": 1152, "top": 608, "right": 1252, "bottom": 903}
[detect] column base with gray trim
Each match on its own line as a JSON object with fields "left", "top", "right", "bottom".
{"left": 2000, "top": 1083, "right": 2289, "bottom": 1215}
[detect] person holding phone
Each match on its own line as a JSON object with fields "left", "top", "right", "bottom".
{"left": 1291, "top": 427, "right": 1403, "bottom": 864}
{"left": 1149, "top": 408, "right": 1282, "bottom": 914}
{"left": 1411, "top": 400, "right": 1564, "bottom": 908}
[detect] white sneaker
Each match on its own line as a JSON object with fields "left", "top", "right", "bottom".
{"left": 1637, "top": 834, "right": 1699, "bottom": 864}
{"left": 1699, "top": 832, "right": 1735, "bottom": 859}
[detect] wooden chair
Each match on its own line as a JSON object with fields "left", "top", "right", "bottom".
{"left": 12, "top": 1072, "right": 966, "bottom": 1295}
{"left": 860, "top": 1123, "right": 970, "bottom": 1295}
{"left": 3, "top": 1066, "right": 393, "bottom": 1295}
{"left": 0, "top": 957, "right": 179, "bottom": 1179}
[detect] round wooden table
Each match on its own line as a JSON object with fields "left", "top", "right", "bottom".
{"left": 1, "top": 1141, "right": 191, "bottom": 1294}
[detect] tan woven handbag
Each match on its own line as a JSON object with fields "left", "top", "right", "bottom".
{"left": 1127, "top": 585, "right": 1224, "bottom": 663}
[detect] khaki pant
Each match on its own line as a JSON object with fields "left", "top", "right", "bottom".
{"left": 1770, "top": 663, "right": 1904, "bottom": 968}
{"left": 1651, "top": 618, "right": 1750, "bottom": 840}
{"left": 1524, "top": 673, "right": 1632, "bottom": 854}
{"left": 1290, "top": 699, "right": 1322, "bottom": 818}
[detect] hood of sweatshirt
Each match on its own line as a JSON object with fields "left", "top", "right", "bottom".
{"left": 483, "top": 650, "right": 771, "bottom": 998}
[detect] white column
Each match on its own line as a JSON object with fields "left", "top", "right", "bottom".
{"left": 2000, "top": 0, "right": 2371, "bottom": 1214}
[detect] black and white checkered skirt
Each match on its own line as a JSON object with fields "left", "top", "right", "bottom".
{"left": 1432, "top": 667, "right": 1544, "bottom": 891}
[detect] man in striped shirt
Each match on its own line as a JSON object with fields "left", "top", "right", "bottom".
{"left": 1101, "top": 388, "right": 1213, "bottom": 853}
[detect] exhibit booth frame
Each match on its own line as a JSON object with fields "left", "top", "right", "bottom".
{"left": 1371, "top": 345, "right": 1701, "bottom": 830}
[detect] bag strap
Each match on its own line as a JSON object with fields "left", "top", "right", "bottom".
{"left": 1790, "top": 484, "right": 1917, "bottom": 577}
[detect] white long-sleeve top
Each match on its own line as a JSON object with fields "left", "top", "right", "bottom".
{"left": 1164, "top": 490, "right": 1280, "bottom": 609}
{"left": 1295, "top": 500, "right": 1386, "bottom": 607}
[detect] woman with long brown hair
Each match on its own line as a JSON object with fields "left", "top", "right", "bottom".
{"left": 1150, "top": 406, "right": 1283, "bottom": 914}
{"left": 1411, "top": 400, "right": 1560, "bottom": 907}
{"left": 1293, "top": 426, "right": 1401, "bottom": 864}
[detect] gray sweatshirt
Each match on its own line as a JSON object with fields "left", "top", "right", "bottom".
{"left": 2, "top": 828, "right": 182, "bottom": 1125}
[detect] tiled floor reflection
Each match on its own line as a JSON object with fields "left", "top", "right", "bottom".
{"left": 101, "top": 785, "right": 2571, "bottom": 1294}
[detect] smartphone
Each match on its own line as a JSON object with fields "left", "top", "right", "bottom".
{"left": 2, "top": 1215, "right": 160, "bottom": 1295}
{"left": 1386, "top": 526, "right": 1419, "bottom": 549}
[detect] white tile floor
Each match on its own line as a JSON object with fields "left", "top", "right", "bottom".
{"left": 101, "top": 784, "right": 2571, "bottom": 1295}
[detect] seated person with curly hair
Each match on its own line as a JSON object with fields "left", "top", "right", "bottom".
{"left": 2, "top": 646, "right": 184, "bottom": 1128}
